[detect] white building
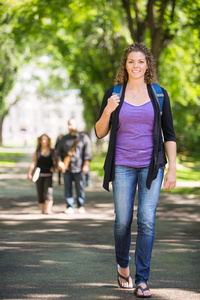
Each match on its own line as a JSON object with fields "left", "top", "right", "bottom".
{"left": 2, "top": 60, "right": 88, "bottom": 147}
{"left": 3, "top": 88, "right": 86, "bottom": 147}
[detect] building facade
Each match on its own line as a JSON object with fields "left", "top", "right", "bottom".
{"left": 3, "top": 89, "right": 85, "bottom": 147}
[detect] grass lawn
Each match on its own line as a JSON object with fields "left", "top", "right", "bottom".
{"left": 90, "top": 151, "right": 200, "bottom": 197}
{"left": 0, "top": 149, "right": 199, "bottom": 197}
{"left": 0, "top": 152, "right": 26, "bottom": 167}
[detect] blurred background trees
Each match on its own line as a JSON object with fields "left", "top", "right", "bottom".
{"left": 0, "top": 0, "right": 199, "bottom": 152}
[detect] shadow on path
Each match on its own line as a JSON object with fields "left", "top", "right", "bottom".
{"left": 0, "top": 151, "right": 199, "bottom": 300}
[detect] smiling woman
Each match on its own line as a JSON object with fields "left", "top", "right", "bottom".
{"left": 95, "top": 42, "right": 177, "bottom": 298}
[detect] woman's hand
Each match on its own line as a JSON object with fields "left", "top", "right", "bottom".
{"left": 163, "top": 141, "right": 177, "bottom": 191}
{"left": 106, "top": 95, "right": 120, "bottom": 114}
{"left": 57, "top": 161, "right": 65, "bottom": 173}
{"left": 50, "top": 167, "right": 54, "bottom": 173}
{"left": 95, "top": 94, "right": 120, "bottom": 139}
{"left": 162, "top": 168, "right": 176, "bottom": 191}
{"left": 27, "top": 174, "right": 32, "bottom": 181}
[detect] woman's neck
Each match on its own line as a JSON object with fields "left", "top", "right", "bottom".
{"left": 127, "top": 79, "right": 146, "bottom": 92}
{"left": 41, "top": 145, "right": 49, "bottom": 151}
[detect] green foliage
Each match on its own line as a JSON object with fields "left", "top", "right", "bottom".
{"left": 90, "top": 152, "right": 105, "bottom": 178}
{"left": 0, "top": 3, "right": 17, "bottom": 118}
{"left": 159, "top": 25, "right": 200, "bottom": 152}
{"left": 53, "top": 0, "right": 128, "bottom": 128}
{"left": 1, "top": 0, "right": 200, "bottom": 152}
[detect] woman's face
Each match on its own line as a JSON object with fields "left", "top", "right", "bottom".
{"left": 41, "top": 135, "right": 49, "bottom": 146}
{"left": 126, "top": 51, "right": 148, "bottom": 80}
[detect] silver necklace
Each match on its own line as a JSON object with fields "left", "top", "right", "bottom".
{"left": 132, "top": 93, "right": 137, "bottom": 99}
{"left": 128, "top": 85, "right": 137, "bottom": 99}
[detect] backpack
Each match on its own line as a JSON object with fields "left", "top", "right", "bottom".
{"left": 112, "top": 83, "right": 164, "bottom": 114}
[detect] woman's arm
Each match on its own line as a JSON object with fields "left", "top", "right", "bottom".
{"left": 163, "top": 141, "right": 177, "bottom": 191}
{"left": 95, "top": 94, "right": 120, "bottom": 139}
{"left": 27, "top": 151, "right": 37, "bottom": 181}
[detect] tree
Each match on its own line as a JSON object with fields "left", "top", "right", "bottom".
{"left": 0, "top": 4, "right": 19, "bottom": 144}
{"left": 1, "top": 0, "right": 200, "bottom": 151}
{"left": 54, "top": 0, "right": 200, "bottom": 152}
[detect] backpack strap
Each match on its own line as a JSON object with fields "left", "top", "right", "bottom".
{"left": 152, "top": 83, "right": 164, "bottom": 114}
{"left": 110, "top": 84, "right": 123, "bottom": 123}
{"left": 112, "top": 83, "right": 164, "bottom": 115}
{"left": 112, "top": 84, "right": 123, "bottom": 97}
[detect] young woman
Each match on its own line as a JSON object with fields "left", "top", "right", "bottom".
{"left": 28, "top": 134, "right": 55, "bottom": 214}
{"left": 95, "top": 43, "right": 176, "bottom": 298}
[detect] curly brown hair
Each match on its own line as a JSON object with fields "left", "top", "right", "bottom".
{"left": 114, "top": 43, "right": 156, "bottom": 85}
{"left": 37, "top": 134, "right": 52, "bottom": 149}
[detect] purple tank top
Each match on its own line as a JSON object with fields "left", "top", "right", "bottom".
{"left": 115, "top": 100, "right": 154, "bottom": 168}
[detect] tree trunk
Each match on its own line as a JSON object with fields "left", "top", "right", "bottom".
{"left": 121, "top": 0, "right": 176, "bottom": 75}
{"left": 0, "top": 117, "right": 4, "bottom": 146}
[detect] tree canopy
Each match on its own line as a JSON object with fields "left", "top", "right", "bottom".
{"left": 0, "top": 0, "right": 199, "bottom": 151}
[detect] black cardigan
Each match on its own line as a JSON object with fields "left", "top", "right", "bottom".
{"left": 95, "top": 82, "right": 176, "bottom": 191}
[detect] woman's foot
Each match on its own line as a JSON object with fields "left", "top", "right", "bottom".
{"left": 134, "top": 283, "right": 151, "bottom": 298}
{"left": 45, "top": 200, "right": 53, "bottom": 215}
{"left": 117, "top": 265, "right": 133, "bottom": 289}
{"left": 39, "top": 204, "right": 45, "bottom": 214}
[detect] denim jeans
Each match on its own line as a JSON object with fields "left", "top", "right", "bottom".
{"left": 63, "top": 171, "right": 85, "bottom": 208}
{"left": 112, "top": 165, "right": 164, "bottom": 285}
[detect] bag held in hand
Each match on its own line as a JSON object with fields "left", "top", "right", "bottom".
{"left": 62, "top": 137, "right": 79, "bottom": 173}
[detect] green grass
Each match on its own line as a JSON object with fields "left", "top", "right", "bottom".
{"left": 90, "top": 153, "right": 105, "bottom": 177}
{"left": 0, "top": 161, "right": 16, "bottom": 167}
{"left": 0, "top": 152, "right": 26, "bottom": 157}
{"left": 90, "top": 151, "right": 200, "bottom": 197}
{"left": 162, "top": 187, "right": 200, "bottom": 197}
{"left": 176, "top": 166, "right": 199, "bottom": 181}
{"left": 0, "top": 152, "right": 26, "bottom": 167}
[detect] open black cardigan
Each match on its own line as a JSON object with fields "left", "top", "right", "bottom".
{"left": 95, "top": 82, "right": 176, "bottom": 191}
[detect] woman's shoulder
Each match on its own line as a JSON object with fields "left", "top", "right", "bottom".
{"left": 150, "top": 83, "right": 169, "bottom": 99}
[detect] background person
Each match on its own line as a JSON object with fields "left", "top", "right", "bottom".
{"left": 55, "top": 134, "right": 64, "bottom": 186}
{"left": 56, "top": 118, "right": 91, "bottom": 214}
{"left": 27, "top": 134, "right": 55, "bottom": 214}
{"left": 95, "top": 43, "right": 176, "bottom": 298}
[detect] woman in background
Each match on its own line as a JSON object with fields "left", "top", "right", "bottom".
{"left": 28, "top": 134, "right": 55, "bottom": 214}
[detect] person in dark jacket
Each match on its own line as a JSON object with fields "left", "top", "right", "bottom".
{"left": 57, "top": 118, "right": 91, "bottom": 214}
{"left": 95, "top": 43, "right": 176, "bottom": 298}
{"left": 28, "top": 134, "right": 55, "bottom": 214}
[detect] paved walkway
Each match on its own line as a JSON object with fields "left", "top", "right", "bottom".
{"left": 0, "top": 150, "right": 200, "bottom": 300}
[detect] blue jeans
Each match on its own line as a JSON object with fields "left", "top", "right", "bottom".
{"left": 112, "top": 165, "right": 164, "bottom": 285}
{"left": 63, "top": 171, "right": 85, "bottom": 208}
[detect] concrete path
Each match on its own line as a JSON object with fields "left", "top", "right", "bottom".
{"left": 0, "top": 150, "right": 200, "bottom": 300}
